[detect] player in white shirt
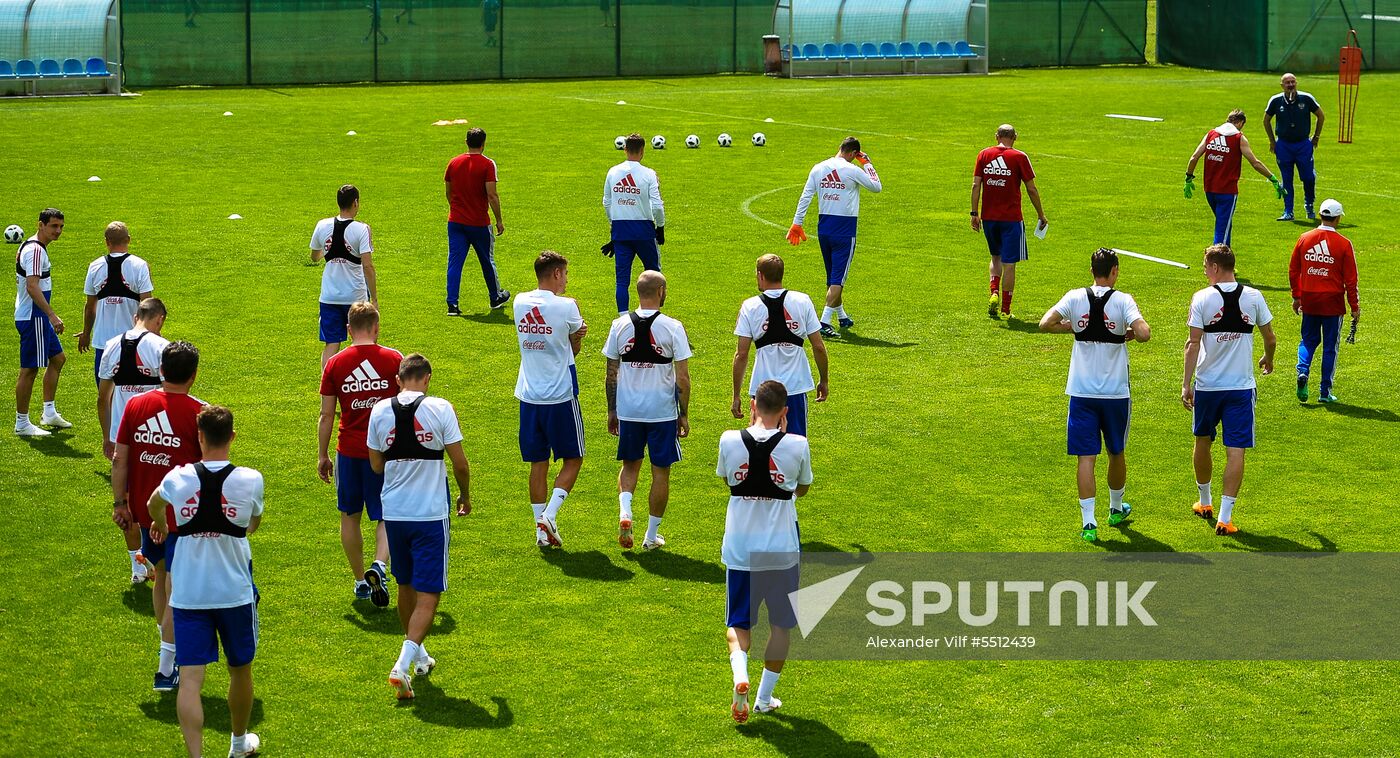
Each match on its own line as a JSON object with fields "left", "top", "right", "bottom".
{"left": 515, "top": 251, "right": 588, "bottom": 548}
{"left": 77, "top": 221, "right": 153, "bottom": 388}
{"left": 146, "top": 405, "right": 264, "bottom": 758}
{"left": 1039, "top": 249, "right": 1151, "bottom": 542}
{"left": 366, "top": 353, "right": 472, "bottom": 700}
{"left": 1182, "top": 244, "right": 1277, "bottom": 536}
{"left": 13, "top": 207, "right": 71, "bottom": 436}
{"left": 602, "top": 134, "right": 666, "bottom": 315}
{"left": 717, "top": 380, "right": 813, "bottom": 723}
{"left": 603, "top": 271, "right": 691, "bottom": 551}
{"left": 732, "top": 254, "right": 829, "bottom": 438}
{"left": 311, "top": 184, "right": 377, "bottom": 368}
{"left": 787, "top": 136, "right": 882, "bottom": 336}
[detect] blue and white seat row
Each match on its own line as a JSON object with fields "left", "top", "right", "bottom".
{"left": 787, "top": 40, "right": 977, "bottom": 61}
{"left": 0, "top": 57, "right": 113, "bottom": 79}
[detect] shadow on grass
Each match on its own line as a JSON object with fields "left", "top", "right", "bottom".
{"left": 1096, "top": 523, "right": 1211, "bottom": 564}
{"left": 831, "top": 331, "right": 918, "bottom": 349}
{"left": 123, "top": 583, "right": 155, "bottom": 616}
{"left": 1302, "top": 402, "right": 1400, "bottom": 423}
{"left": 1224, "top": 530, "right": 1338, "bottom": 555}
{"left": 621, "top": 549, "right": 724, "bottom": 584}
{"left": 1002, "top": 318, "right": 1041, "bottom": 334}
{"left": 398, "top": 678, "right": 513, "bottom": 729}
{"left": 540, "top": 549, "right": 634, "bottom": 581}
{"left": 738, "top": 711, "right": 878, "bottom": 757}
{"left": 461, "top": 309, "right": 512, "bottom": 326}
{"left": 1236, "top": 277, "right": 1293, "bottom": 293}
{"left": 343, "top": 607, "right": 458, "bottom": 636}
{"left": 801, "top": 542, "right": 875, "bottom": 565}
{"left": 95, "top": 468, "right": 112, "bottom": 483}
{"left": 18, "top": 433, "right": 92, "bottom": 459}
{"left": 140, "top": 693, "right": 265, "bottom": 731}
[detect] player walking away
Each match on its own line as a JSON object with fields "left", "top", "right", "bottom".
{"left": 481, "top": 0, "right": 499, "bottom": 46}
{"left": 603, "top": 271, "right": 692, "bottom": 551}
{"left": 1039, "top": 249, "right": 1151, "bottom": 542}
{"left": 787, "top": 136, "right": 882, "bottom": 337}
{"left": 78, "top": 221, "right": 153, "bottom": 387}
{"left": 971, "top": 125, "right": 1046, "bottom": 321}
{"left": 718, "top": 380, "right": 812, "bottom": 723}
{"left": 731, "top": 254, "right": 828, "bottom": 437}
{"left": 603, "top": 133, "right": 666, "bottom": 315}
{"left": 1182, "top": 245, "right": 1277, "bottom": 536}
{"left": 599, "top": 0, "right": 612, "bottom": 27}
{"left": 318, "top": 302, "right": 402, "bottom": 605}
{"left": 311, "top": 184, "right": 377, "bottom": 369}
{"left": 515, "top": 251, "right": 587, "bottom": 547}
{"left": 1289, "top": 199, "right": 1358, "bottom": 404}
{"left": 112, "top": 340, "right": 205, "bottom": 692}
{"left": 1265, "top": 73, "right": 1325, "bottom": 221}
{"left": 366, "top": 354, "right": 472, "bottom": 700}
{"left": 1185, "top": 109, "right": 1281, "bottom": 248}
{"left": 98, "top": 298, "right": 169, "bottom": 582}
{"left": 395, "top": 0, "right": 415, "bottom": 24}
{"left": 146, "top": 406, "right": 264, "bottom": 758}
{"left": 445, "top": 127, "right": 509, "bottom": 315}
{"left": 14, "top": 207, "right": 70, "bottom": 437}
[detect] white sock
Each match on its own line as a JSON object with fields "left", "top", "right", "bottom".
{"left": 1079, "top": 497, "right": 1096, "bottom": 527}
{"left": 1220, "top": 495, "right": 1236, "bottom": 523}
{"left": 1197, "top": 481, "right": 1212, "bottom": 507}
{"left": 729, "top": 650, "right": 748, "bottom": 687}
{"left": 619, "top": 492, "right": 634, "bottom": 521}
{"left": 543, "top": 488, "right": 568, "bottom": 520}
{"left": 756, "top": 667, "right": 781, "bottom": 703}
{"left": 231, "top": 733, "right": 247, "bottom": 755}
{"left": 14, "top": 412, "right": 27, "bottom": 427}
{"left": 415, "top": 642, "right": 430, "bottom": 663}
{"left": 532, "top": 503, "right": 545, "bottom": 523}
{"left": 129, "top": 549, "right": 141, "bottom": 571}
{"left": 821, "top": 306, "right": 835, "bottom": 324}
{"left": 645, "top": 515, "right": 662, "bottom": 543}
{"left": 395, "top": 639, "right": 419, "bottom": 674}
{"left": 837, "top": 305, "right": 849, "bottom": 318}
{"left": 158, "top": 641, "right": 177, "bottom": 676}
{"left": 1109, "top": 488, "right": 1125, "bottom": 510}
{"left": 42, "top": 401, "right": 55, "bottom": 416}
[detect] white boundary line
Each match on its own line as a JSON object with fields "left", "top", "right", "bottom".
{"left": 740, "top": 185, "right": 798, "bottom": 229}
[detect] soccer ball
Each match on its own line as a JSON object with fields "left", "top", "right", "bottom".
{"left": 614, "top": 135, "right": 626, "bottom": 150}
{"left": 752, "top": 132, "right": 766, "bottom": 147}
{"left": 651, "top": 135, "right": 666, "bottom": 150}
{"left": 3, "top": 225, "right": 23, "bottom": 244}
{"left": 717, "top": 133, "right": 733, "bottom": 147}
{"left": 685, "top": 134, "right": 700, "bottom": 149}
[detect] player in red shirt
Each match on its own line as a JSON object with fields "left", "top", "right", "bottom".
{"left": 318, "top": 301, "right": 403, "bottom": 605}
{"left": 1288, "top": 199, "right": 1360, "bottom": 403}
{"left": 111, "top": 340, "right": 204, "bottom": 692}
{"left": 971, "top": 124, "right": 1046, "bottom": 321}
{"left": 444, "top": 127, "right": 509, "bottom": 315}
{"left": 1185, "top": 109, "right": 1280, "bottom": 247}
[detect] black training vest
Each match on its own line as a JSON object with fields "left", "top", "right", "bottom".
{"left": 181, "top": 463, "right": 247, "bottom": 538}
{"left": 112, "top": 331, "right": 155, "bottom": 386}
{"left": 383, "top": 396, "right": 444, "bottom": 462}
{"left": 617, "top": 311, "right": 672, "bottom": 364}
{"left": 95, "top": 254, "right": 139, "bottom": 300}
{"left": 324, "top": 218, "right": 361, "bottom": 265}
{"left": 15, "top": 241, "right": 50, "bottom": 280}
{"left": 1202, "top": 285, "right": 1254, "bottom": 334}
{"left": 1074, "top": 288, "right": 1126, "bottom": 344}
{"left": 753, "top": 291, "right": 804, "bottom": 349}
{"left": 729, "top": 429, "right": 793, "bottom": 500}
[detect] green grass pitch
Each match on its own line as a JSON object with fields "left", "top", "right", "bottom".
{"left": 2, "top": 66, "right": 1399, "bottom": 755}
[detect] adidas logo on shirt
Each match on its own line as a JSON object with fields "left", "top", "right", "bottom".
{"left": 342, "top": 360, "right": 390, "bottom": 393}
{"left": 983, "top": 156, "right": 1013, "bottom": 177}
{"left": 1206, "top": 135, "right": 1231, "bottom": 153}
{"left": 518, "top": 306, "right": 553, "bottom": 335}
{"left": 818, "top": 170, "right": 846, "bottom": 190}
{"left": 133, "top": 410, "right": 182, "bottom": 448}
{"left": 1303, "top": 239, "right": 1335, "bottom": 264}
{"left": 613, "top": 174, "right": 642, "bottom": 195}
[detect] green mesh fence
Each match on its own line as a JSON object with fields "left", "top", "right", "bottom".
{"left": 988, "top": 0, "right": 1146, "bottom": 67}
{"left": 1160, "top": 0, "right": 1400, "bottom": 72}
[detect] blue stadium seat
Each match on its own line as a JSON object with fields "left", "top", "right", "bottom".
{"left": 85, "top": 57, "right": 110, "bottom": 76}
{"left": 803, "top": 43, "right": 822, "bottom": 60}
{"left": 879, "top": 42, "right": 898, "bottom": 58}
{"left": 936, "top": 41, "right": 955, "bottom": 57}
{"left": 916, "top": 42, "right": 936, "bottom": 58}
{"left": 0, "top": 60, "right": 13, "bottom": 78}
{"left": 822, "top": 43, "right": 840, "bottom": 59}
{"left": 841, "top": 43, "right": 860, "bottom": 58}
{"left": 860, "top": 42, "right": 879, "bottom": 58}
{"left": 62, "top": 58, "right": 83, "bottom": 76}
{"left": 955, "top": 40, "right": 974, "bottom": 57}
{"left": 39, "top": 58, "right": 61, "bottom": 77}
{"left": 898, "top": 41, "right": 917, "bottom": 57}
{"left": 16, "top": 59, "right": 37, "bottom": 77}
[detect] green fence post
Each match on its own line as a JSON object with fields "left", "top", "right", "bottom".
{"left": 245, "top": 0, "right": 252, "bottom": 85}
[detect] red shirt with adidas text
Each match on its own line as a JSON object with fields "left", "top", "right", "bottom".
{"left": 1202, "top": 128, "right": 1243, "bottom": 195}
{"left": 320, "top": 344, "right": 403, "bottom": 458}
{"left": 974, "top": 147, "right": 1034, "bottom": 222}
{"left": 117, "top": 390, "right": 204, "bottom": 528}
{"left": 1289, "top": 227, "right": 1359, "bottom": 317}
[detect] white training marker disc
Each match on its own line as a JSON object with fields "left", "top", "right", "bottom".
{"left": 223, "top": 111, "right": 233, "bottom": 116}
{"left": 616, "top": 100, "right": 626, "bottom": 105}
{"left": 764, "top": 117, "right": 774, "bottom": 122}
{"left": 227, "top": 214, "right": 242, "bottom": 220}
{"left": 87, "top": 176, "right": 101, "bottom": 182}
{"left": 346, "top": 130, "right": 357, "bottom": 136}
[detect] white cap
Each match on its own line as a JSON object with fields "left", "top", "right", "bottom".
{"left": 1319, "top": 198, "right": 1344, "bottom": 218}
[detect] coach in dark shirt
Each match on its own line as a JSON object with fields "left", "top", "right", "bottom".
{"left": 1264, "top": 72, "right": 1325, "bottom": 222}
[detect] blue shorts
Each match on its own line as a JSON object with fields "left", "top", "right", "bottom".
{"left": 781, "top": 392, "right": 808, "bottom": 438}
{"left": 386, "top": 518, "right": 450, "bottom": 593}
{"left": 617, "top": 419, "right": 682, "bottom": 467}
{"left": 337, "top": 453, "right": 384, "bottom": 520}
{"left": 1067, "top": 397, "right": 1131, "bottom": 456}
{"left": 519, "top": 398, "right": 585, "bottom": 462}
{"left": 93, "top": 347, "right": 104, "bottom": 386}
{"left": 726, "top": 566, "right": 800, "bottom": 630}
{"left": 982, "top": 220, "right": 1027, "bottom": 264}
{"left": 1193, "top": 388, "right": 1256, "bottom": 448}
{"left": 173, "top": 603, "right": 259, "bottom": 668}
{"left": 319, "top": 302, "right": 351, "bottom": 344}
{"left": 141, "top": 529, "right": 178, "bottom": 569}
{"left": 818, "top": 235, "right": 856, "bottom": 287}
{"left": 16, "top": 316, "right": 62, "bottom": 369}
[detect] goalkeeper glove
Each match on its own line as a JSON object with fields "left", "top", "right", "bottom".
{"left": 655, "top": 226, "right": 665, "bottom": 245}
{"left": 786, "top": 224, "right": 807, "bottom": 246}
{"left": 1184, "top": 174, "right": 1194, "bottom": 199}
{"left": 1269, "top": 175, "right": 1284, "bottom": 199}
{"left": 600, "top": 241, "right": 614, "bottom": 258}
{"left": 854, "top": 151, "right": 871, "bottom": 167}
